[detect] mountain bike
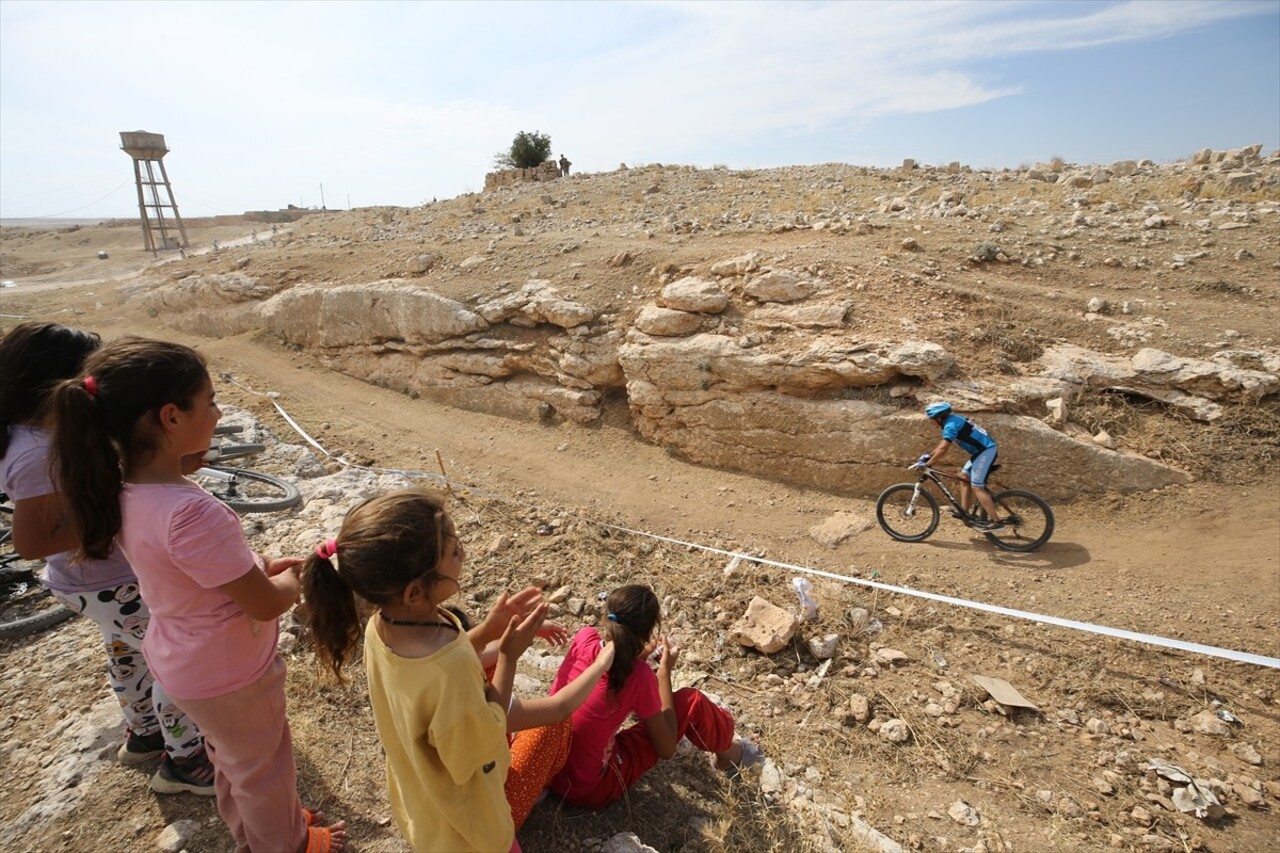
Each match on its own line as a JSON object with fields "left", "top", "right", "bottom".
{"left": 0, "top": 492, "right": 76, "bottom": 639}
{"left": 192, "top": 424, "right": 302, "bottom": 514}
{"left": 875, "top": 461, "right": 1054, "bottom": 552}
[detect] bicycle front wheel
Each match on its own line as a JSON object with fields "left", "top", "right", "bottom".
{"left": 983, "top": 489, "right": 1054, "bottom": 552}
{"left": 196, "top": 467, "right": 302, "bottom": 514}
{"left": 876, "top": 483, "right": 940, "bottom": 542}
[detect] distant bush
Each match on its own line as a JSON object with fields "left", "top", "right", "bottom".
{"left": 494, "top": 131, "right": 552, "bottom": 170}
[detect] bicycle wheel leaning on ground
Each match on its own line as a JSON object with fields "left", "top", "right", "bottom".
{"left": 193, "top": 466, "right": 302, "bottom": 514}
{"left": 979, "top": 489, "right": 1055, "bottom": 552}
{"left": 875, "top": 483, "right": 941, "bottom": 542}
{"left": 0, "top": 497, "right": 77, "bottom": 638}
{"left": 0, "top": 560, "right": 75, "bottom": 642}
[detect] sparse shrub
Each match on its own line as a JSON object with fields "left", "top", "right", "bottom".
{"left": 493, "top": 130, "right": 553, "bottom": 170}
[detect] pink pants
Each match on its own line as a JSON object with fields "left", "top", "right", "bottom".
{"left": 170, "top": 656, "right": 306, "bottom": 853}
{"left": 565, "top": 687, "right": 735, "bottom": 809}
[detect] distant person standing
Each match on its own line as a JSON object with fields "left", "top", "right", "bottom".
{"left": 559, "top": 154, "right": 571, "bottom": 177}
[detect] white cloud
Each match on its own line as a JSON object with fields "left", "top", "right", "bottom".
{"left": 1, "top": 0, "right": 1274, "bottom": 216}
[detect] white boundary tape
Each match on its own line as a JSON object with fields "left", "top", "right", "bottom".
{"left": 225, "top": 375, "right": 1280, "bottom": 671}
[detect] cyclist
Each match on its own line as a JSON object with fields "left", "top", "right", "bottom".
{"left": 919, "top": 402, "right": 1007, "bottom": 530}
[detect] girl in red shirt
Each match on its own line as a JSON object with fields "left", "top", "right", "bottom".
{"left": 549, "top": 584, "right": 763, "bottom": 808}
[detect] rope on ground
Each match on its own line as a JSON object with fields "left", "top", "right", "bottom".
{"left": 219, "top": 373, "right": 1280, "bottom": 671}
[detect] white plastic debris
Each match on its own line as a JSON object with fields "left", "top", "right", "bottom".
{"left": 792, "top": 577, "right": 818, "bottom": 621}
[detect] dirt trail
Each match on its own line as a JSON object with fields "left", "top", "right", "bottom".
{"left": 72, "top": 311, "right": 1280, "bottom": 665}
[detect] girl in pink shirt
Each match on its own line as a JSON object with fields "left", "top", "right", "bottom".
{"left": 51, "top": 337, "right": 345, "bottom": 853}
{"left": 549, "top": 584, "right": 763, "bottom": 809}
{"left": 0, "top": 322, "right": 210, "bottom": 794}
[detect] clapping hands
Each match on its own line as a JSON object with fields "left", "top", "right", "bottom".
{"left": 498, "top": 602, "right": 548, "bottom": 660}
{"left": 478, "top": 586, "right": 571, "bottom": 647}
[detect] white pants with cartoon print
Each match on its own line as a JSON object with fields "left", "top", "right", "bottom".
{"left": 51, "top": 581, "right": 203, "bottom": 760}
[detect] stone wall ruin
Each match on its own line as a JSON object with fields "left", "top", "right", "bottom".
{"left": 484, "top": 161, "right": 562, "bottom": 191}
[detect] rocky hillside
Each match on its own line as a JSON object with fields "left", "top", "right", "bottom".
{"left": 1, "top": 148, "right": 1278, "bottom": 853}
{"left": 14, "top": 146, "right": 1280, "bottom": 498}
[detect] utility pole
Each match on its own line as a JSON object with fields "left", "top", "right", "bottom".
{"left": 320, "top": 183, "right": 326, "bottom": 210}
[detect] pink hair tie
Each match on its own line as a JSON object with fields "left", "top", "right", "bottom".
{"left": 83, "top": 376, "right": 99, "bottom": 397}
{"left": 315, "top": 538, "right": 338, "bottom": 560}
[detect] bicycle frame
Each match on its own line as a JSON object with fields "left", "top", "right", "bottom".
{"left": 194, "top": 466, "right": 235, "bottom": 483}
{"left": 909, "top": 467, "right": 970, "bottom": 518}
{"left": 914, "top": 465, "right": 1007, "bottom": 518}
{"left": 880, "top": 462, "right": 1053, "bottom": 551}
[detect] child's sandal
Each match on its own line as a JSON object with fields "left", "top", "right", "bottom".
{"left": 302, "top": 807, "right": 324, "bottom": 827}
{"left": 303, "top": 825, "right": 340, "bottom": 853}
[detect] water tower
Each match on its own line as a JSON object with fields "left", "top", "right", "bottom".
{"left": 119, "top": 131, "right": 190, "bottom": 255}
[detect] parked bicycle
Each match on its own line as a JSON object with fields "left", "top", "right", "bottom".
{"left": 0, "top": 492, "right": 76, "bottom": 639}
{"left": 876, "top": 460, "right": 1055, "bottom": 552}
{"left": 192, "top": 423, "right": 302, "bottom": 514}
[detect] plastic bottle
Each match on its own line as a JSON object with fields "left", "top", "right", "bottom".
{"left": 792, "top": 577, "right": 819, "bottom": 621}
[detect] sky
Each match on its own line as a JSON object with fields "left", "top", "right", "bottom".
{"left": 1, "top": 0, "right": 1277, "bottom": 219}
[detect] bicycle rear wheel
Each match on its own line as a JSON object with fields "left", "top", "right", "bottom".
{"left": 0, "top": 565, "right": 76, "bottom": 639}
{"left": 195, "top": 467, "right": 302, "bottom": 514}
{"left": 982, "top": 489, "right": 1055, "bottom": 552}
{"left": 0, "top": 595, "right": 77, "bottom": 639}
{"left": 876, "top": 483, "right": 940, "bottom": 542}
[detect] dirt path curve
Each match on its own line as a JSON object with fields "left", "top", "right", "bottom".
{"left": 79, "top": 314, "right": 1279, "bottom": 666}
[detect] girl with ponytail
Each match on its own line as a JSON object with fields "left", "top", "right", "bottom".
{"left": 50, "top": 336, "right": 345, "bottom": 853}
{"left": 0, "top": 323, "right": 210, "bottom": 796}
{"left": 302, "top": 490, "right": 614, "bottom": 852}
{"left": 547, "top": 584, "right": 763, "bottom": 809}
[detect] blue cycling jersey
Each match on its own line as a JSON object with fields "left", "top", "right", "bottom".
{"left": 940, "top": 413, "right": 996, "bottom": 457}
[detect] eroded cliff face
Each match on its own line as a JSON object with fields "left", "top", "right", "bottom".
{"left": 136, "top": 267, "right": 1251, "bottom": 499}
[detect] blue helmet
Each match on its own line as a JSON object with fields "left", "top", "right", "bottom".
{"left": 924, "top": 402, "right": 952, "bottom": 419}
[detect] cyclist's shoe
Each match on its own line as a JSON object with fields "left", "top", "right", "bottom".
{"left": 978, "top": 519, "right": 1007, "bottom": 531}
{"left": 150, "top": 749, "right": 216, "bottom": 796}
{"left": 118, "top": 729, "right": 165, "bottom": 764}
{"left": 946, "top": 508, "right": 965, "bottom": 520}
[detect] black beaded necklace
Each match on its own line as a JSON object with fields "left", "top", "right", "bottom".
{"left": 378, "top": 612, "right": 459, "bottom": 631}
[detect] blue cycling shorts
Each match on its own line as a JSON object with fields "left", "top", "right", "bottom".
{"left": 962, "top": 446, "right": 998, "bottom": 488}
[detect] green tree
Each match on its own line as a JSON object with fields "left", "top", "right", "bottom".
{"left": 493, "top": 130, "right": 552, "bottom": 169}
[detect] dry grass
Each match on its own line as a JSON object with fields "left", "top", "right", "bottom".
{"left": 1072, "top": 391, "right": 1280, "bottom": 483}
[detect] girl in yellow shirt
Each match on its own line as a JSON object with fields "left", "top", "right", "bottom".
{"left": 302, "top": 490, "right": 611, "bottom": 852}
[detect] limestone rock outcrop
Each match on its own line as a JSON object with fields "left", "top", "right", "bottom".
{"left": 1038, "top": 344, "right": 1279, "bottom": 421}
{"left": 136, "top": 268, "right": 1222, "bottom": 497}
{"left": 260, "top": 281, "right": 488, "bottom": 348}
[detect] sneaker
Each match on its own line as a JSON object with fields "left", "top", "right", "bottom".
{"left": 150, "top": 749, "right": 216, "bottom": 796}
{"left": 979, "top": 519, "right": 1007, "bottom": 531}
{"left": 117, "top": 730, "right": 164, "bottom": 765}
{"left": 946, "top": 508, "right": 965, "bottom": 520}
